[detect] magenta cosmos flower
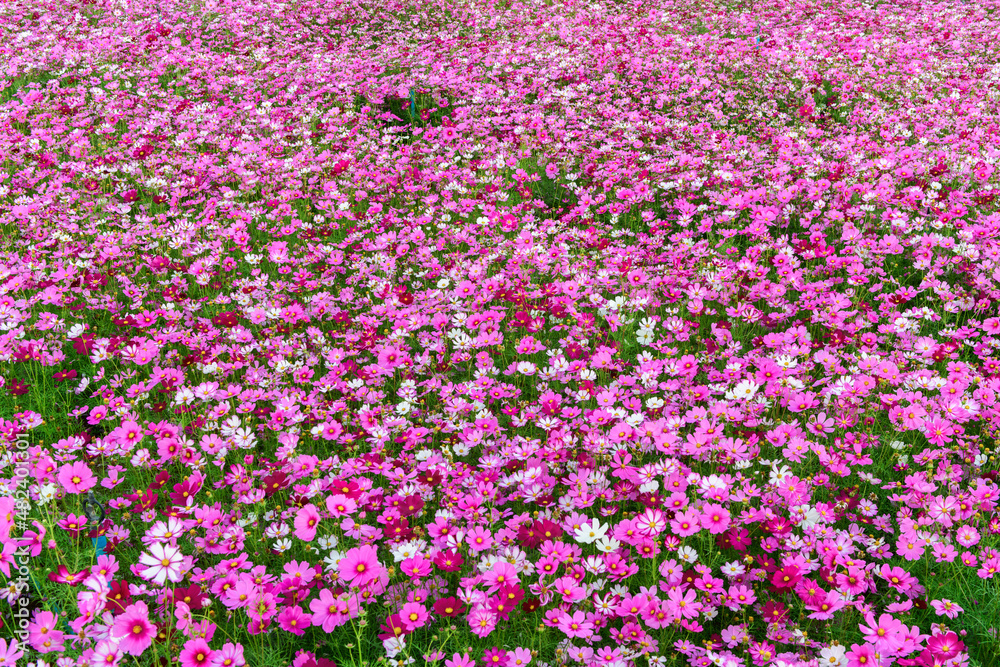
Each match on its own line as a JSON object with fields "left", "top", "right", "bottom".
{"left": 338, "top": 545, "right": 381, "bottom": 587}
{"left": 179, "top": 638, "right": 214, "bottom": 667}
{"left": 111, "top": 602, "right": 155, "bottom": 656}
{"left": 927, "top": 632, "right": 965, "bottom": 661}
{"left": 57, "top": 461, "right": 96, "bottom": 494}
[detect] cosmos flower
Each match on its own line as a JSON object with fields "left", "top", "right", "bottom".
{"left": 138, "top": 543, "right": 186, "bottom": 585}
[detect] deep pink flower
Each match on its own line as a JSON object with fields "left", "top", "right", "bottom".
{"left": 482, "top": 647, "right": 508, "bottom": 667}
{"left": 178, "top": 638, "right": 214, "bottom": 667}
{"left": 845, "top": 643, "right": 877, "bottom": 667}
{"left": 468, "top": 608, "right": 497, "bottom": 637}
{"left": 433, "top": 597, "right": 466, "bottom": 617}
{"left": 770, "top": 565, "right": 801, "bottom": 590}
{"left": 666, "top": 587, "right": 701, "bottom": 620}
{"left": 927, "top": 632, "right": 965, "bottom": 661}
{"left": 111, "top": 601, "right": 155, "bottom": 656}
{"left": 277, "top": 605, "right": 312, "bottom": 636}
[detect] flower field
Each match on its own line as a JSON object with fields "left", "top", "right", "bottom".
{"left": 3, "top": 0, "right": 1000, "bottom": 664}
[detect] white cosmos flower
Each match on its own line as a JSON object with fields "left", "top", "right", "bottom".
{"left": 677, "top": 546, "right": 698, "bottom": 564}
{"left": 769, "top": 464, "right": 793, "bottom": 485}
{"left": 138, "top": 543, "right": 185, "bottom": 585}
{"left": 516, "top": 361, "right": 537, "bottom": 375}
{"left": 573, "top": 518, "right": 609, "bottom": 544}
{"left": 725, "top": 379, "right": 760, "bottom": 401}
{"left": 595, "top": 535, "right": 621, "bottom": 554}
{"left": 774, "top": 355, "right": 798, "bottom": 369}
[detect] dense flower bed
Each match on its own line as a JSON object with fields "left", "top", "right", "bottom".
{"left": 2, "top": 0, "right": 1000, "bottom": 665}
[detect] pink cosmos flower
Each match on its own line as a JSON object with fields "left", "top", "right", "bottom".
{"left": 956, "top": 525, "right": 980, "bottom": 547}
{"left": 467, "top": 526, "right": 493, "bottom": 553}
{"left": 213, "top": 643, "right": 246, "bottom": 667}
{"left": 468, "top": 608, "right": 497, "bottom": 638}
{"left": 931, "top": 542, "right": 958, "bottom": 563}
{"left": 446, "top": 653, "right": 476, "bottom": 667}
{"left": 399, "top": 602, "right": 429, "bottom": 631}
{"left": 281, "top": 560, "right": 316, "bottom": 589}
{"left": 0, "top": 639, "right": 22, "bottom": 667}
{"left": 594, "top": 647, "right": 623, "bottom": 667}
{"left": 556, "top": 610, "right": 594, "bottom": 639}
{"left": 923, "top": 417, "right": 954, "bottom": 446}
{"left": 979, "top": 555, "right": 1000, "bottom": 578}
{"left": 507, "top": 647, "right": 532, "bottom": 667}
{"left": 930, "top": 599, "right": 963, "bottom": 619}
{"left": 377, "top": 345, "right": 408, "bottom": 369}
{"left": 310, "top": 588, "right": 350, "bottom": 632}
{"left": 726, "top": 585, "right": 756, "bottom": 609}
{"left": 277, "top": 605, "right": 312, "bottom": 635}
{"left": 670, "top": 510, "right": 701, "bottom": 537}
{"left": 860, "top": 612, "right": 905, "bottom": 653}
{"left": 482, "top": 562, "right": 519, "bottom": 593}
{"left": 338, "top": 545, "right": 381, "bottom": 587}
{"left": 552, "top": 576, "right": 587, "bottom": 603}
{"left": 179, "top": 638, "right": 214, "bottom": 667}
{"left": 666, "top": 587, "right": 701, "bottom": 619}
{"left": 57, "top": 461, "right": 96, "bottom": 494}
{"left": 700, "top": 503, "right": 730, "bottom": 534}
{"left": 293, "top": 504, "right": 321, "bottom": 541}
{"left": 895, "top": 535, "right": 926, "bottom": 561}
{"left": 771, "top": 565, "right": 802, "bottom": 590}
{"left": 325, "top": 494, "right": 356, "bottom": 517}
{"left": 111, "top": 601, "right": 156, "bottom": 656}
{"left": 17, "top": 521, "right": 45, "bottom": 558}
{"left": 91, "top": 640, "right": 122, "bottom": 666}
{"left": 844, "top": 643, "right": 877, "bottom": 667}
{"left": 400, "top": 554, "right": 433, "bottom": 579}
{"left": 635, "top": 508, "right": 666, "bottom": 537}
{"left": 318, "top": 421, "right": 343, "bottom": 441}
{"left": 878, "top": 565, "right": 915, "bottom": 592}
{"left": 27, "top": 610, "right": 65, "bottom": 654}
{"left": 87, "top": 404, "right": 108, "bottom": 425}
{"left": 482, "top": 648, "right": 508, "bottom": 667}
{"left": 805, "top": 591, "right": 847, "bottom": 620}
{"left": 116, "top": 420, "right": 143, "bottom": 447}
